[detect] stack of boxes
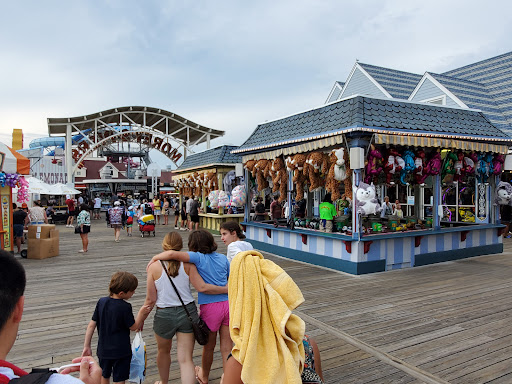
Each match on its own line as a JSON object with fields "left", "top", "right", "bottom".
{"left": 27, "top": 224, "right": 59, "bottom": 259}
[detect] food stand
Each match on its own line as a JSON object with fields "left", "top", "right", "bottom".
{"left": 173, "top": 146, "right": 244, "bottom": 233}
{"left": 233, "top": 95, "right": 512, "bottom": 274}
{"left": 0, "top": 142, "right": 30, "bottom": 252}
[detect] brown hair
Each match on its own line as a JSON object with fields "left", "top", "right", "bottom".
{"left": 188, "top": 229, "right": 217, "bottom": 254}
{"left": 109, "top": 271, "right": 138, "bottom": 295}
{"left": 162, "top": 232, "right": 183, "bottom": 277}
{"left": 219, "top": 221, "right": 246, "bottom": 239}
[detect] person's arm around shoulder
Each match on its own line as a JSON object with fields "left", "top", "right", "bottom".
{"left": 185, "top": 263, "right": 228, "bottom": 294}
{"left": 147, "top": 250, "right": 190, "bottom": 270}
{"left": 82, "top": 320, "right": 96, "bottom": 356}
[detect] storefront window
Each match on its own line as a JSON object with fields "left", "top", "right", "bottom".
{"left": 386, "top": 184, "right": 415, "bottom": 216}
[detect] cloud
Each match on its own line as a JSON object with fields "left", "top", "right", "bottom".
{"left": 1, "top": 0, "right": 512, "bottom": 157}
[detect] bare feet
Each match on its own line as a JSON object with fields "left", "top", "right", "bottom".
{"left": 195, "top": 366, "right": 207, "bottom": 384}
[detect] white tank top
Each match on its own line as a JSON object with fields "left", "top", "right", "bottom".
{"left": 154, "top": 262, "right": 195, "bottom": 307}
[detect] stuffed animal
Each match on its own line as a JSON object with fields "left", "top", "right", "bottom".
{"left": 414, "top": 149, "right": 426, "bottom": 185}
{"left": 453, "top": 151, "right": 464, "bottom": 184}
{"left": 419, "top": 151, "right": 442, "bottom": 184}
{"left": 271, "top": 157, "right": 288, "bottom": 202}
{"left": 464, "top": 155, "right": 475, "bottom": 176}
{"left": 400, "top": 149, "right": 416, "bottom": 185}
{"left": 354, "top": 182, "right": 381, "bottom": 215}
{"left": 441, "top": 151, "right": 458, "bottom": 182}
{"left": 325, "top": 149, "right": 343, "bottom": 201}
{"left": 205, "top": 172, "right": 218, "bottom": 194}
{"left": 364, "top": 145, "right": 383, "bottom": 184}
{"left": 493, "top": 154, "right": 505, "bottom": 175}
{"left": 230, "top": 185, "right": 247, "bottom": 207}
{"left": 342, "top": 148, "right": 353, "bottom": 200}
{"left": 288, "top": 153, "right": 308, "bottom": 201}
{"left": 495, "top": 181, "right": 512, "bottom": 206}
{"left": 476, "top": 153, "right": 493, "bottom": 184}
{"left": 17, "top": 176, "right": 29, "bottom": 203}
{"left": 244, "top": 160, "right": 256, "bottom": 175}
{"left": 304, "top": 151, "right": 328, "bottom": 192}
{"left": 384, "top": 148, "right": 400, "bottom": 185}
{"left": 253, "top": 159, "right": 270, "bottom": 191}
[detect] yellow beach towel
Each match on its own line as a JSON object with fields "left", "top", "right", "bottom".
{"left": 229, "top": 250, "right": 306, "bottom": 384}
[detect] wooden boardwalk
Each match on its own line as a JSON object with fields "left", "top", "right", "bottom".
{"left": 8, "top": 221, "right": 512, "bottom": 383}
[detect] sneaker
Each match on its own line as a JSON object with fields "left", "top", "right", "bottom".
{"left": 174, "top": 226, "right": 178, "bottom": 229}
{"left": 179, "top": 227, "right": 186, "bottom": 231}
{"left": 506, "top": 234, "right": 512, "bottom": 239}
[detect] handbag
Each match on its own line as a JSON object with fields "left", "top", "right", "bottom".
{"left": 74, "top": 225, "right": 81, "bottom": 234}
{"left": 160, "top": 261, "right": 210, "bottom": 345}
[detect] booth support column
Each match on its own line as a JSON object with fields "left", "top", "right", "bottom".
{"left": 66, "top": 124, "right": 73, "bottom": 185}
{"left": 433, "top": 174, "right": 441, "bottom": 230}
{"left": 244, "top": 169, "right": 250, "bottom": 222}
{"left": 352, "top": 168, "right": 361, "bottom": 240}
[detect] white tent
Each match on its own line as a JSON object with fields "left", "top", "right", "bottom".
{"left": 25, "top": 177, "right": 53, "bottom": 194}
{"left": 48, "top": 183, "right": 81, "bottom": 196}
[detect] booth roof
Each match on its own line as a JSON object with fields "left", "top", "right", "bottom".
{"left": 176, "top": 145, "right": 241, "bottom": 172}
{"left": 234, "top": 95, "right": 512, "bottom": 154}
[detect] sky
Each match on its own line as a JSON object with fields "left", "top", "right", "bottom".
{"left": 1, "top": 0, "right": 511, "bottom": 167}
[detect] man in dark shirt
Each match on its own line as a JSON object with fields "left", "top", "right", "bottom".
{"left": 254, "top": 197, "right": 266, "bottom": 221}
{"left": 189, "top": 197, "right": 200, "bottom": 231}
{"left": 12, "top": 203, "right": 28, "bottom": 254}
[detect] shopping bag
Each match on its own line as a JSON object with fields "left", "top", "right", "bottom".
{"left": 128, "top": 331, "right": 146, "bottom": 383}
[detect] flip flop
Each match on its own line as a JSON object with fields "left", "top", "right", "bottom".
{"left": 195, "top": 366, "right": 207, "bottom": 384}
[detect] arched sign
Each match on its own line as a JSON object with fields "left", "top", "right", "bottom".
{"left": 47, "top": 106, "right": 225, "bottom": 180}
{"left": 72, "top": 128, "right": 183, "bottom": 173}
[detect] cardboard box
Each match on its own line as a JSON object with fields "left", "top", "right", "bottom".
{"left": 28, "top": 224, "right": 56, "bottom": 240}
{"left": 27, "top": 237, "right": 59, "bottom": 259}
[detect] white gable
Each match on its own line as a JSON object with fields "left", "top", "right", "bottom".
{"left": 409, "top": 73, "right": 467, "bottom": 109}
{"left": 340, "top": 63, "right": 391, "bottom": 99}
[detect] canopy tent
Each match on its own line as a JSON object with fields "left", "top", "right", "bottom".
{"left": 0, "top": 142, "right": 30, "bottom": 174}
{"left": 49, "top": 183, "right": 81, "bottom": 196}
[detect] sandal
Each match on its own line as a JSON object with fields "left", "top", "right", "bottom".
{"left": 195, "top": 366, "right": 207, "bottom": 384}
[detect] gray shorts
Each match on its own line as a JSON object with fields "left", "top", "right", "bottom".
{"left": 153, "top": 302, "right": 198, "bottom": 339}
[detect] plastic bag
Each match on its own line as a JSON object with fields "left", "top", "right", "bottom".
{"left": 128, "top": 331, "right": 146, "bottom": 383}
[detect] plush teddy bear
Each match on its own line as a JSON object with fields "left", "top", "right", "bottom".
{"left": 325, "top": 149, "right": 343, "bottom": 201}
{"left": 355, "top": 182, "right": 381, "bottom": 215}
{"left": 304, "top": 151, "right": 329, "bottom": 192}
{"left": 205, "top": 172, "right": 218, "bottom": 194}
{"left": 271, "top": 157, "right": 288, "bottom": 202}
{"left": 244, "top": 160, "right": 256, "bottom": 174}
{"left": 341, "top": 149, "right": 353, "bottom": 200}
{"left": 253, "top": 159, "right": 270, "bottom": 191}
{"left": 287, "top": 153, "right": 308, "bottom": 201}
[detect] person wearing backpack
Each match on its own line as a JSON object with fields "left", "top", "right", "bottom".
{"left": 0, "top": 250, "right": 101, "bottom": 384}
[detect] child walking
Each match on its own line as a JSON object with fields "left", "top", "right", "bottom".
{"left": 82, "top": 272, "right": 151, "bottom": 384}
{"left": 219, "top": 221, "right": 253, "bottom": 263}
{"left": 126, "top": 206, "right": 136, "bottom": 237}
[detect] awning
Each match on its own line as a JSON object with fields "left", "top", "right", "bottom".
{"left": 74, "top": 184, "right": 87, "bottom": 189}
{"left": 374, "top": 133, "right": 510, "bottom": 154}
{"left": 0, "top": 142, "right": 30, "bottom": 174}
{"left": 241, "top": 134, "right": 344, "bottom": 163}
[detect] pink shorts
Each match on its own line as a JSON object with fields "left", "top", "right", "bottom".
{"left": 199, "top": 301, "right": 229, "bottom": 332}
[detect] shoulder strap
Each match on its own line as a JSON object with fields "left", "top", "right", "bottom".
{"left": 159, "top": 261, "right": 194, "bottom": 321}
{"left": 10, "top": 369, "right": 54, "bottom": 384}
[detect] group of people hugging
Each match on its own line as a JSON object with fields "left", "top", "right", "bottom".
{"left": 84, "top": 221, "right": 325, "bottom": 384}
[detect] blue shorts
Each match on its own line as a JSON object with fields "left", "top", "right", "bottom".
{"left": 13, "top": 224, "right": 24, "bottom": 238}
{"left": 99, "top": 355, "right": 131, "bottom": 382}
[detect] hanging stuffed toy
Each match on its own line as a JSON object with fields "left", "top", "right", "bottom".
{"left": 218, "top": 191, "right": 230, "bottom": 208}
{"left": 252, "top": 159, "right": 270, "bottom": 191}
{"left": 208, "top": 190, "right": 220, "bottom": 209}
{"left": 230, "top": 185, "right": 247, "bottom": 207}
{"left": 271, "top": 157, "right": 288, "bottom": 202}
{"left": 476, "top": 153, "right": 493, "bottom": 184}
{"left": 400, "top": 149, "right": 416, "bottom": 185}
{"left": 17, "top": 176, "right": 30, "bottom": 203}
{"left": 442, "top": 151, "right": 458, "bottom": 181}
{"left": 304, "top": 151, "right": 329, "bottom": 192}
{"left": 493, "top": 154, "right": 505, "bottom": 175}
{"left": 384, "top": 148, "right": 401, "bottom": 185}
{"left": 419, "top": 151, "right": 442, "bottom": 184}
{"left": 325, "top": 149, "right": 343, "bottom": 201}
{"left": 287, "top": 153, "right": 308, "bottom": 201}
{"left": 355, "top": 182, "right": 381, "bottom": 215}
{"left": 414, "top": 149, "right": 426, "bottom": 185}
{"left": 364, "top": 145, "right": 383, "bottom": 184}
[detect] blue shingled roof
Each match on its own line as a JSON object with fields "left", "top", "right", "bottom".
{"left": 428, "top": 72, "right": 510, "bottom": 131}
{"left": 177, "top": 145, "right": 241, "bottom": 170}
{"left": 236, "top": 96, "right": 510, "bottom": 153}
{"left": 358, "top": 63, "right": 423, "bottom": 99}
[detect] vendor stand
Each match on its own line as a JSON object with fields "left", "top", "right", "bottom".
{"left": 0, "top": 142, "right": 30, "bottom": 252}
{"left": 233, "top": 95, "right": 512, "bottom": 274}
{"left": 172, "top": 146, "right": 244, "bottom": 233}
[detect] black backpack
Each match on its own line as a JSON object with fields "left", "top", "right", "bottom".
{"left": 10, "top": 368, "right": 54, "bottom": 384}
{"left": 144, "top": 204, "right": 153, "bottom": 215}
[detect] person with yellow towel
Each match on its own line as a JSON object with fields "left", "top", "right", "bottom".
{"left": 222, "top": 250, "right": 324, "bottom": 384}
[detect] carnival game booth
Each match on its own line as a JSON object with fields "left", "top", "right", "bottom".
{"left": 173, "top": 146, "right": 245, "bottom": 233}
{"left": 0, "top": 142, "right": 30, "bottom": 252}
{"left": 233, "top": 95, "right": 512, "bottom": 274}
